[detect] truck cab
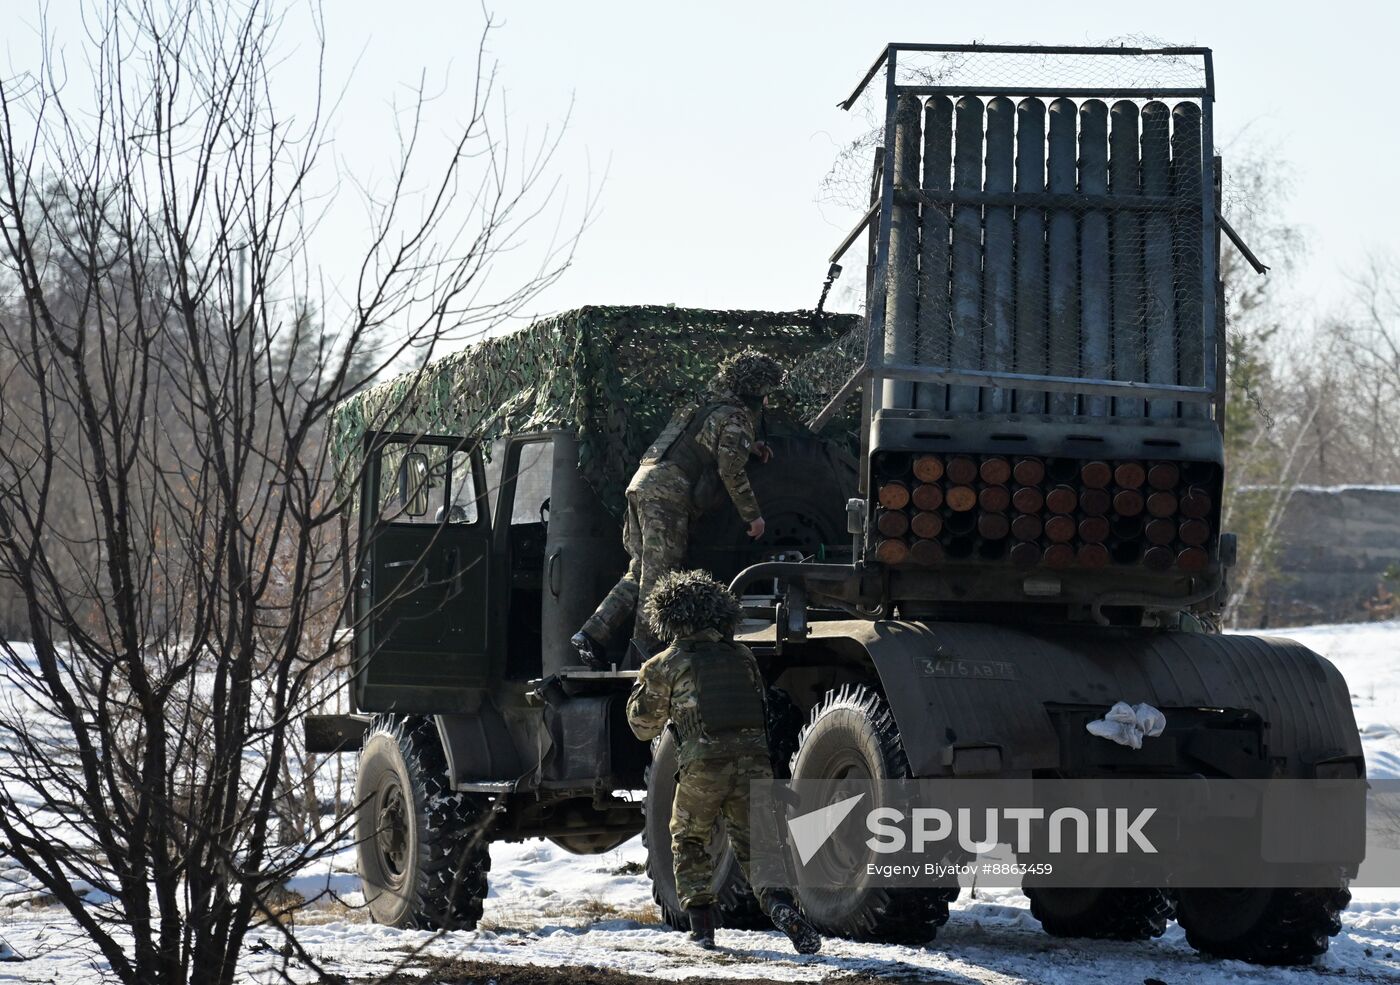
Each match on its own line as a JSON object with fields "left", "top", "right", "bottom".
{"left": 352, "top": 429, "right": 642, "bottom": 786}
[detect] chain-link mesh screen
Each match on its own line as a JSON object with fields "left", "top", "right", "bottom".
{"left": 852, "top": 47, "right": 1214, "bottom": 420}
{"left": 785, "top": 319, "right": 866, "bottom": 416}
{"left": 890, "top": 47, "right": 1208, "bottom": 93}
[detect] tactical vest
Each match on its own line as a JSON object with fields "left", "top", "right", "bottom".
{"left": 640, "top": 399, "right": 728, "bottom": 483}
{"left": 671, "top": 640, "right": 768, "bottom": 745}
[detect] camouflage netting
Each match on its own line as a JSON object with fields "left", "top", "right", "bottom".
{"left": 330, "top": 305, "right": 862, "bottom": 516}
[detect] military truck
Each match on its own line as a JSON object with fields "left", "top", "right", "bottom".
{"left": 309, "top": 43, "right": 1364, "bottom": 965}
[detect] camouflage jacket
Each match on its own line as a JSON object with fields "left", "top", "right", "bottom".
{"left": 638, "top": 393, "right": 761, "bottom": 522}
{"left": 626, "top": 629, "right": 771, "bottom": 765}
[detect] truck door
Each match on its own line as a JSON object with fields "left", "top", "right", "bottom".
{"left": 354, "top": 434, "right": 494, "bottom": 712}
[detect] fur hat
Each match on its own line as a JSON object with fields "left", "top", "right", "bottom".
{"left": 645, "top": 569, "right": 744, "bottom": 642}
{"left": 716, "top": 349, "right": 785, "bottom": 399}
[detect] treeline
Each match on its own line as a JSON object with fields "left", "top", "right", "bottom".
{"left": 1219, "top": 155, "right": 1400, "bottom": 626}
{"left": 0, "top": 236, "right": 377, "bottom": 643}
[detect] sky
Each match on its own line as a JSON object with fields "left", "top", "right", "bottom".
{"left": 31, "top": 1, "right": 1400, "bottom": 347}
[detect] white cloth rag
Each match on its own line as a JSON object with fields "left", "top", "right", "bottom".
{"left": 1085, "top": 701, "right": 1167, "bottom": 750}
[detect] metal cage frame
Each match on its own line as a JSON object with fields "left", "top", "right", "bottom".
{"left": 812, "top": 43, "right": 1220, "bottom": 430}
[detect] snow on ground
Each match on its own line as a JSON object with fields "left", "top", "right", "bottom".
{"left": 2, "top": 623, "right": 1400, "bottom": 983}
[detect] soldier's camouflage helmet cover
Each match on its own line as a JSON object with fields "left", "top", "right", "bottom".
{"left": 645, "top": 569, "right": 745, "bottom": 642}
{"left": 716, "top": 349, "right": 785, "bottom": 399}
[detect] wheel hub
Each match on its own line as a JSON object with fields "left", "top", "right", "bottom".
{"left": 375, "top": 780, "right": 410, "bottom": 883}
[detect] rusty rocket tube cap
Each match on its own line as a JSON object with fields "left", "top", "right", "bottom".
{"left": 1080, "top": 461, "right": 1112, "bottom": 489}
{"left": 1114, "top": 462, "right": 1146, "bottom": 489}
{"left": 1010, "top": 541, "right": 1041, "bottom": 566}
{"left": 1045, "top": 485, "right": 1078, "bottom": 514}
{"left": 979, "top": 485, "right": 1011, "bottom": 513}
{"left": 1147, "top": 462, "right": 1180, "bottom": 490}
{"left": 1013, "top": 457, "right": 1045, "bottom": 485}
{"left": 1144, "top": 517, "right": 1176, "bottom": 545}
{"left": 1177, "top": 546, "right": 1210, "bottom": 571}
{"left": 912, "top": 483, "right": 944, "bottom": 511}
{"left": 911, "top": 511, "right": 943, "bottom": 539}
{"left": 945, "top": 485, "right": 978, "bottom": 512}
{"left": 1180, "top": 487, "right": 1212, "bottom": 519}
{"left": 1179, "top": 518, "right": 1210, "bottom": 546}
{"left": 1044, "top": 515, "right": 1076, "bottom": 543}
{"left": 1113, "top": 488, "right": 1145, "bottom": 517}
{"left": 1143, "top": 545, "right": 1174, "bottom": 571}
{"left": 873, "top": 538, "right": 910, "bottom": 565}
{"left": 1078, "top": 543, "right": 1110, "bottom": 568}
{"left": 1011, "top": 513, "right": 1043, "bottom": 541}
{"left": 878, "top": 481, "right": 911, "bottom": 510}
{"left": 1078, "top": 516, "right": 1110, "bottom": 544}
{"left": 910, "top": 538, "right": 944, "bottom": 566}
{"left": 979, "top": 457, "right": 1012, "bottom": 485}
{"left": 876, "top": 509, "right": 910, "bottom": 538}
{"left": 912, "top": 455, "right": 945, "bottom": 483}
{"left": 946, "top": 456, "right": 978, "bottom": 485}
{"left": 1146, "top": 491, "right": 1178, "bottom": 518}
{"left": 1012, "top": 486, "right": 1044, "bottom": 514}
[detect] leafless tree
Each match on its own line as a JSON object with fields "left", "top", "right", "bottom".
{"left": 1213, "top": 144, "right": 1336, "bottom": 627}
{"left": 0, "top": 2, "right": 579, "bottom": 982}
{"left": 1323, "top": 260, "right": 1400, "bottom": 483}
{"left": 1220, "top": 261, "right": 1400, "bottom": 625}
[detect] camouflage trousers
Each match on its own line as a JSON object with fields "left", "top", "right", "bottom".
{"left": 671, "top": 754, "right": 783, "bottom": 913}
{"left": 581, "top": 464, "right": 691, "bottom": 651}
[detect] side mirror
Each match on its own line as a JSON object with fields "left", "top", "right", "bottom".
{"left": 399, "top": 451, "right": 431, "bottom": 517}
{"left": 1218, "top": 531, "right": 1238, "bottom": 569}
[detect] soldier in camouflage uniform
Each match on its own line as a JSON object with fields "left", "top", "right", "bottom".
{"left": 572, "top": 350, "right": 784, "bottom": 665}
{"left": 626, "top": 569, "right": 821, "bottom": 953}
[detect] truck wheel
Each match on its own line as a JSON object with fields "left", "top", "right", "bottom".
{"left": 1176, "top": 885, "right": 1351, "bottom": 965}
{"left": 1026, "top": 887, "right": 1174, "bottom": 941}
{"left": 686, "top": 427, "right": 857, "bottom": 585}
{"left": 356, "top": 715, "right": 492, "bottom": 929}
{"left": 789, "top": 684, "right": 958, "bottom": 945}
{"left": 643, "top": 728, "right": 766, "bottom": 930}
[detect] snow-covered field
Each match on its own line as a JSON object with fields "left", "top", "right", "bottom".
{"left": 2, "top": 621, "right": 1399, "bottom": 983}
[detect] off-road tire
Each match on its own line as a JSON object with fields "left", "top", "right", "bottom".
{"left": 1175, "top": 885, "right": 1351, "bottom": 965}
{"left": 356, "top": 715, "right": 492, "bottom": 929}
{"left": 643, "top": 728, "right": 766, "bottom": 930}
{"left": 789, "top": 684, "right": 958, "bottom": 945}
{"left": 1026, "top": 887, "right": 1175, "bottom": 941}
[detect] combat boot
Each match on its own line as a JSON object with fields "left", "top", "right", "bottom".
{"left": 570, "top": 630, "right": 607, "bottom": 670}
{"left": 768, "top": 900, "right": 821, "bottom": 954}
{"left": 686, "top": 906, "right": 716, "bottom": 949}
